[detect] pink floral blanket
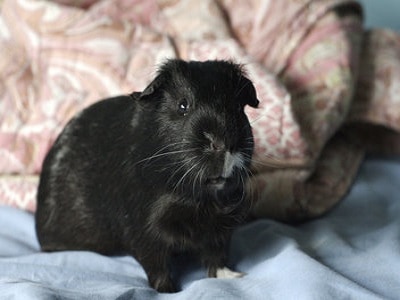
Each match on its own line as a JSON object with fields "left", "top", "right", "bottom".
{"left": 1, "top": 0, "right": 400, "bottom": 222}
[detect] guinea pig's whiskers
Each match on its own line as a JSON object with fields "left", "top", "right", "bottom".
{"left": 241, "top": 151, "right": 255, "bottom": 166}
{"left": 169, "top": 156, "right": 199, "bottom": 192}
{"left": 234, "top": 78, "right": 251, "bottom": 99}
{"left": 243, "top": 170, "right": 256, "bottom": 211}
{"left": 173, "top": 160, "right": 201, "bottom": 194}
{"left": 192, "top": 170, "right": 200, "bottom": 199}
{"left": 249, "top": 115, "right": 267, "bottom": 126}
{"left": 193, "top": 156, "right": 207, "bottom": 198}
{"left": 135, "top": 146, "right": 195, "bottom": 168}
{"left": 247, "top": 178, "right": 259, "bottom": 212}
{"left": 249, "top": 159, "right": 278, "bottom": 169}
{"left": 168, "top": 159, "right": 193, "bottom": 178}
{"left": 198, "top": 159, "right": 207, "bottom": 187}
{"left": 190, "top": 160, "right": 204, "bottom": 198}
{"left": 146, "top": 141, "right": 187, "bottom": 158}
{"left": 168, "top": 157, "right": 197, "bottom": 193}
{"left": 239, "top": 145, "right": 288, "bottom": 169}
{"left": 237, "top": 174, "right": 246, "bottom": 205}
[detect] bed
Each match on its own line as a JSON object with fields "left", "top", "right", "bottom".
{"left": 1, "top": 157, "right": 400, "bottom": 299}
{"left": 1, "top": 0, "right": 400, "bottom": 299}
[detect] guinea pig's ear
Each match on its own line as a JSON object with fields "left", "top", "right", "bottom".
{"left": 140, "top": 74, "right": 164, "bottom": 100}
{"left": 239, "top": 77, "right": 260, "bottom": 108}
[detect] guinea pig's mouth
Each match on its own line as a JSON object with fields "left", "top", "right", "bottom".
{"left": 205, "top": 176, "right": 227, "bottom": 189}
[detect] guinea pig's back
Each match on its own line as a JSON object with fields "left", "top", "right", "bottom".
{"left": 36, "top": 95, "right": 139, "bottom": 254}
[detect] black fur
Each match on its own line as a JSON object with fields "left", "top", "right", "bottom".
{"left": 35, "top": 59, "right": 259, "bottom": 293}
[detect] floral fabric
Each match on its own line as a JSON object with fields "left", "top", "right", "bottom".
{"left": 1, "top": 0, "right": 399, "bottom": 222}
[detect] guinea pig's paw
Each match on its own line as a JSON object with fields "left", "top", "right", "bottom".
{"left": 216, "top": 267, "right": 245, "bottom": 279}
{"left": 150, "top": 274, "right": 177, "bottom": 293}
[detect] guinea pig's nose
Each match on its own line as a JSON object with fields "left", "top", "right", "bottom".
{"left": 205, "top": 133, "right": 225, "bottom": 152}
{"left": 210, "top": 140, "right": 225, "bottom": 152}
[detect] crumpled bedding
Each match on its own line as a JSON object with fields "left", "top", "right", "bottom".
{"left": 1, "top": 0, "right": 400, "bottom": 222}
{"left": 1, "top": 156, "right": 400, "bottom": 299}
{"left": 1, "top": 2, "right": 400, "bottom": 298}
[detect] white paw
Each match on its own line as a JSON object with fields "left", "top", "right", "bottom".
{"left": 216, "top": 267, "right": 245, "bottom": 279}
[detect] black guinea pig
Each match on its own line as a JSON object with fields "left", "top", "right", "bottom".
{"left": 35, "top": 59, "right": 259, "bottom": 293}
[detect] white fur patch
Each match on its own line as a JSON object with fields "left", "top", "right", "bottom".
{"left": 222, "top": 152, "right": 244, "bottom": 178}
{"left": 216, "top": 267, "right": 245, "bottom": 279}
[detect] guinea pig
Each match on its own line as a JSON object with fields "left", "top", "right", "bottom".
{"left": 35, "top": 59, "right": 259, "bottom": 293}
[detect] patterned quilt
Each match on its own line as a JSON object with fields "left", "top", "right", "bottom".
{"left": 1, "top": 0, "right": 400, "bottom": 222}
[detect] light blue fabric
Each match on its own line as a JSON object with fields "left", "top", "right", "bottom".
{"left": 358, "top": 0, "right": 400, "bottom": 31}
{"left": 1, "top": 157, "right": 400, "bottom": 299}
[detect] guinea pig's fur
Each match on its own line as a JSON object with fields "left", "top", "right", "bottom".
{"left": 35, "top": 59, "right": 259, "bottom": 293}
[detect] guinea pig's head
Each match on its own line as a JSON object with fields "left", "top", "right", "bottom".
{"left": 138, "top": 59, "right": 259, "bottom": 202}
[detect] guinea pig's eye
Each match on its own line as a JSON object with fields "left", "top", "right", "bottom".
{"left": 177, "top": 99, "right": 190, "bottom": 116}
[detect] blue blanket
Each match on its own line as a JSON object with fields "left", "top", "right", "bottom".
{"left": 1, "top": 157, "right": 400, "bottom": 299}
